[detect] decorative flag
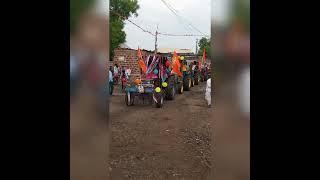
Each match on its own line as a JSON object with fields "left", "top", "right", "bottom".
{"left": 171, "top": 51, "right": 182, "bottom": 77}
{"left": 137, "top": 47, "right": 147, "bottom": 74}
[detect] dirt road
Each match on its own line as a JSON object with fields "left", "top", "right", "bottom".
{"left": 109, "top": 82, "right": 213, "bottom": 180}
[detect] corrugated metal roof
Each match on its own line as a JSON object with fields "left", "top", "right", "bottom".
{"left": 157, "top": 48, "right": 193, "bottom": 54}
{"left": 119, "top": 43, "right": 131, "bottom": 49}
{"left": 115, "top": 47, "right": 154, "bottom": 53}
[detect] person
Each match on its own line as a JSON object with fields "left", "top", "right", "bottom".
{"left": 121, "top": 67, "right": 126, "bottom": 90}
{"left": 125, "top": 66, "right": 131, "bottom": 80}
{"left": 113, "top": 64, "right": 119, "bottom": 84}
{"left": 192, "top": 61, "right": 197, "bottom": 71}
{"left": 109, "top": 66, "right": 114, "bottom": 95}
{"left": 205, "top": 75, "right": 211, "bottom": 107}
{"left": 182, "top": 61, "right": 187, "bottom": 77}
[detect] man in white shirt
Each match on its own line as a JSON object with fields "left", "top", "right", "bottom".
{"left": 237, "top": 66, "right": 250, "bottom": 118}
{"left": 192, "top": 61, "right": 197, "bottom": 71}
{"left": 113, "top": 64, "right": 119, "bottom": 83}
{"left": 125, "top": 67, "right": 131, "bottom": 80}
{"left": 109, "top": 67, "right": 113, "bottom": 95}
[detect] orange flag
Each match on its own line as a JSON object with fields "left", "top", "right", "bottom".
{"left": 203, "top": 48, "right": 206, "bottom": 63}
{"left": 172, "top": 51, "right": 182, "bottom": 77}
{"left": 137, "top": 47, "right": 147, "bottom": 74}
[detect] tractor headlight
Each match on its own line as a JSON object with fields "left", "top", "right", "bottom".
{"left": 155, "top": 87, "right": 161, "bottom": 93}
{"left": 162, "top": 82, "right": 168, "bottom": 88}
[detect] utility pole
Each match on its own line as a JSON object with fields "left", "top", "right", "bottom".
{"left": 154, "top": 24, "right": 159, "bottom": 54}
{"left": 195, "top": 38, "right": 199, "bottom": 63}
{"left": 196, "top": 38, "right": 198, "bottom": 55}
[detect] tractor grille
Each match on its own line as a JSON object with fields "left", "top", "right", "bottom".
{"left": 141, "top": 80, "right": 154, "bottom": 88}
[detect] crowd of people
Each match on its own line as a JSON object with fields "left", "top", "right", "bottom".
{"left": 108, "top": 64, "right": 132, "bottom": 95}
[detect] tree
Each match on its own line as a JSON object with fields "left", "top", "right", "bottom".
{"left": 198, "top": 37, "right": 212, "bottom": 59}
{"left": 110, "top": 0, "right": 140, "bottom": 58}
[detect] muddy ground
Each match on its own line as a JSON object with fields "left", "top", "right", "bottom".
{"left": 109, "top": 81, "right": 213, "bottom": 180}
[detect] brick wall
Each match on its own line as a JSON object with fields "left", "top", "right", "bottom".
{"left": 110, "top": 48, "right": 154, "bottom": 78}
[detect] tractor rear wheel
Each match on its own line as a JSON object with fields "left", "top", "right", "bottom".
{"left": 183, "top": 77, "right": 191, "bottom": 91}
{"left": 177, "top": 83, "right": 183, "bottom": 94}
{"left": 165, "top": 85, "right": 175, "bottom": 100}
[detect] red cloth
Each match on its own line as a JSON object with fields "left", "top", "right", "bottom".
{"left": 172, "top": 51, "right": 182, "bottom": 77}
{"left": 203, "top": 48, "right": 206, "bottom": 64}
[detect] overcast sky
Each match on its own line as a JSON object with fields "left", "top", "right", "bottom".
{"left": 95, "top": 0, "right": 230, "bottom": 52}
{"left": 122, "top": 0, "right": 228, "bottom": 53}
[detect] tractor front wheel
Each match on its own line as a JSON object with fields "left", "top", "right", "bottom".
{"left": 153, "top": 92, "right": 164, "bottom": 108}
{"left": 165, "top": 85, "right": 175, "bottom": 100}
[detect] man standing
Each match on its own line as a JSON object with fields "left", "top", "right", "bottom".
{"left": 113, "top": 64, "right": 119, "bottom": 84}
{"left": 182, "top": 61, "right": 187, "bottom": 77}
{"left": 121, "top": 66, "right": 126, "bottom": 90}
{"left": 109, "top": 66, "right": 114, "bottom": 95}
{"left": 125, "top": 66, "right": 131, "bottom": 80}
{"left": 205, "top": 76, "right": 211, "bottom": 107}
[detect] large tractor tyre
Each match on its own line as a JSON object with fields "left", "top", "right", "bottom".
{"left": 165, "top": 85, "right": 175, "bottom": 100}
{"left": 125, "top": 92, "right": 134, "bottom": 106}
{"left": 153, "top": 92, "right": 164, "bottom": 108}
{"left": 177, "top": 83, "right": 184, "bottom": 94}
{"left": 203, "top": 72, "right": 208, "bottom": 81}
{"left": 183, "top": 77, "right": 191, "bottom": 91}
{"left": 194, "top": 73, "right": 199, "bottom": 85}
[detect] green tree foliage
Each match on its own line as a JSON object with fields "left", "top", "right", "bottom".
{"left": 70, "top": 0, "right": 94, "bottom": 35}
{"left": 110, "top": 0, "right": 140, "bottom": 58}
{"left": 198, "top": 37, "right": 212, "bottom": 59}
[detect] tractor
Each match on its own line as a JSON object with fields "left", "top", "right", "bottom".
{"left": 124, "top": 55, "right": 166, "bottom": 108}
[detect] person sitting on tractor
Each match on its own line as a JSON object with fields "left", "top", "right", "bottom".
{"left": 182, "top": 61, "right": 187, "bottom": 77}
